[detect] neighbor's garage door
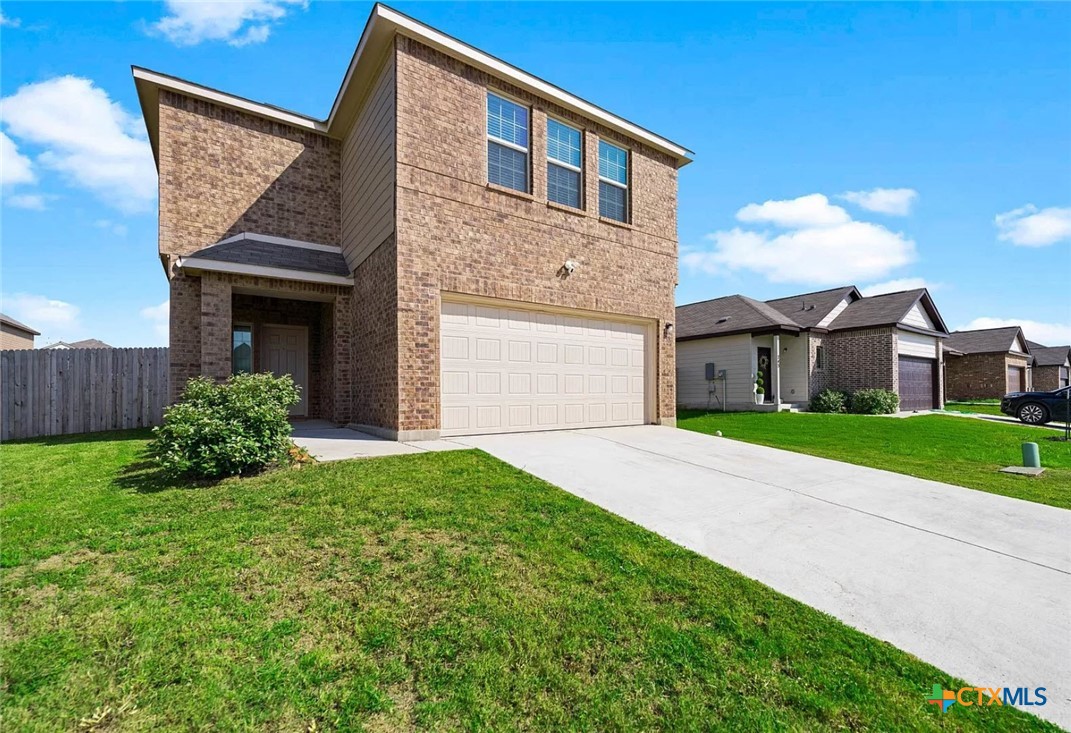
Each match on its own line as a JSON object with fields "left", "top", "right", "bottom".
{"left": 440, "top": 300, "right": 648, "bottom": 436}
{"left": 1008, "top": 365, "right": 1026, "bottom": 393}
{"left": 898, "top": 355, "right": 937, "bottom": 411}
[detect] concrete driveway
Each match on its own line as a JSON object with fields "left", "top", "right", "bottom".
{"left": 454, "top": 426, "right": 1071, "bottom": 728}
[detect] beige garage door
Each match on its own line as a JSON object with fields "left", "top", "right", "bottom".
{"left": 440, "top": 299, "right": 648, "bottom": 436}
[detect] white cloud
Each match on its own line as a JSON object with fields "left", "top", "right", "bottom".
{"left": 140, "top": 300, "right": 170, "bottom": 343}
{"left": 683, "top": 192, "right": 917, "bottom": 286}
{"left": 150, "top": 0, "right": 306, "bottom": 47}
{"left": 1, "top": 131, "right": 35, "bottom": 186}
{"left": 861, "top": 277, "right": 938, "bottom": 296}
{"left": 3, "top": 293, "right": 81, "bottom": 329}
{"left": 0, "top": 76, "right": 156, "bottom": 212}
{"left": 5, "top": 193, "right": 47, "bottom": 210}
{"left": 959, "top": 317, "right": 1071, "bottom": 347}
{"left": 839, "top": 188, "right": 918, "bottom": 216}
{"left": 0, "top": 11, "right": 20, "bottom": 28}
{"left": 994, "top": 205, "right": 1071, "bottom": 247}
{"left": 95, "top": 219, "right": 129, "bottom": 237}
{"left": 736, "top": 193, "right": 850, "bottom": 229}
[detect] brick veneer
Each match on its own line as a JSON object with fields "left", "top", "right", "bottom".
{"left": 158, "top": 91, "right": 341, "bottom": 259}
{"left": 1034, "top": 364, "right": 1069, "bottom": 391}
{"left": 945, "top": 352, "right": 1031, "bottom": 400}
{"left": 158, "top": 35, "right": 682, "bottom": 438}
{"left": 392, "top": 38, "right": 679, "bottom": 436}
{"left": 823, "top": 328, "right": 898, "bottom": 394}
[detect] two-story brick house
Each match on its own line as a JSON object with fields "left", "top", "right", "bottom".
{"left": 134, "top": 4, "right": 691, "bottom": 440}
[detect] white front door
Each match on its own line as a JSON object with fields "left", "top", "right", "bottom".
{"left": 439, "top": 299, "right": 649, "bottom": 436}
{"left": 261, "top": 325, "right": 308, "bottom": 416}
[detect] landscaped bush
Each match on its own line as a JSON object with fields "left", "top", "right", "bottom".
{"left": 849, "top": 388, "right": 900, "bottom": 415}
{"left": 809, "top": 389, "right": 848, "bottom": 413}
{"left": 150, "top": 373, "right": 300, "bottom": 478}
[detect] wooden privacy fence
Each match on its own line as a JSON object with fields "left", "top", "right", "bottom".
{"left": 1, "top": 348, "right": 169, "bottom": 441}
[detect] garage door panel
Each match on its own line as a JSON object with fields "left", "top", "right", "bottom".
{"left": 898, "top": 355, "right": 936, "bottom": 411}
{"left": 441, "top": 300, "right": 649, "bottom": 436}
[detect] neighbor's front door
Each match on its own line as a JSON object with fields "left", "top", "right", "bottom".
{"left": 261, "top": 325, "right": 309, "bottom": 416}
{"left": 757, "top": 347, "right": 774, "bottom": 404}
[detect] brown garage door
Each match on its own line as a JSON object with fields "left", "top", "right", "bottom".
{"left": 1007, "top": 365, "right": 1026, "bottom": 393}
{"left": 898, "top": 356, "right": 937, "bottom": 411}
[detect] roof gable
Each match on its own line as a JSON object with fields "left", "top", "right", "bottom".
{"left": 134, "top": 4, "right": 692, "bottom": 168}
{"left": 944, "top": 326, "right": 1025, "bottom": 355}
{"left": 765, "top": 286, "right": 861, "bottom": 328}
{"left": 825, "top": 289, "right": 948, "bottom": 334}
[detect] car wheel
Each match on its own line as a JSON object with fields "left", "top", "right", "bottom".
{"left": 1018, "top": 403, "right": 1050, "bottom": 425}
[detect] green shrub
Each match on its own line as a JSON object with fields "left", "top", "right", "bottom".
{"left": 150, "top": 373, "right": 300, "bottom": 478}
{"left": 849, "top": 388, "right": 900, "bottom": 415}
{"left": 809, "top": 389, "right": 848, "bottom": 413}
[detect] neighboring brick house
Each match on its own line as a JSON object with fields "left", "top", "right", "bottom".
{"left": 1026, "top": 340, "right": 1070, "bottom": 391}
{"left": 943, "top": 327, "right": 1033, "bottom": 399}
{"left": 133, "top": 4, "right": 691, "bottom": 439}
{"left": 0, "top": 313, "right": 39, "bottom": 350}
{"left": 676, "top": 287, "right": 949, "bottom": 411}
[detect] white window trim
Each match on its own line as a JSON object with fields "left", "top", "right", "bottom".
{"left": 546, "top": 117, "right": 583, "bottom": 173}
{"left": 598, "top": 141, "right": 630, "bottom": 221}
{"left": 486, "top": 91, "right": 530, "bottom": 154}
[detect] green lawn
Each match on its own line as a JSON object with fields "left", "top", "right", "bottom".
{"left": 679, "top": 411, "right": 1071, "bottom": 509}
{"left": 943, "top": 401, "right": 1005, "bottom": 417}
{"left": 2, "top": 433, "right": 1055, "bottom": 731}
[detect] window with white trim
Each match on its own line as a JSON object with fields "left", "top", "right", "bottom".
{"left": 486, "top": 92, "right": 529, "bottom": 193}
{"left": 232, "top": 325, "right": 253, "bottom": 375}
{"left": 546, "top": 118, "right": 582, "bottom": 208}
{"left": 598, "top": 140, "right": 629, "bottom": 222}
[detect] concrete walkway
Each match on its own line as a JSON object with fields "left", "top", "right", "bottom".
{"left": 454, "top": 426, "right": 1071, "bottom": 728}
{"left": 291, "top": 421, "right": 463, "bottom": 460}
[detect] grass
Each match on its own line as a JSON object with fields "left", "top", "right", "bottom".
{"left": 1, "top": 432, "right": 1058, "bottom": 732}
{"left": 679, "top": 411, "right": 1071, "bottom": 509}
{"left": 943, "top": 401, "right": 1005, "bottom": 417}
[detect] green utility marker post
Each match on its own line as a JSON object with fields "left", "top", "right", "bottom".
{"left": 1022, "top": 442, "right": 1041, "bottom": 469}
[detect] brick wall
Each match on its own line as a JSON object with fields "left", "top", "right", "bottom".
{"left": 945, "top": 352, "right": 1029, "bottom": 399}
{"left": 0, "top": 326, "right": 34, "bottom": 350}
{"left": 392, "top": 37, "right": 679, "bottom": 435}
{"left": 352, "top": 236, "right": 399, "bottom": 432}
{"left": 158, "top": 90, "right": 341, "bottom": 258}
{"left": 1034, "top": 364, "right": 1069, "bottom": 391}
{"left": 822, "top": 328, "right": 897, "bottom": 394}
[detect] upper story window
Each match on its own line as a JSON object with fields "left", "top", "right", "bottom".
{"left": 598, "top": 140, "right": 629, "bottom": 222}
{"left": 487, "top": 92, "right": 529, "bottom": 193}
{"left": 546, "top": 118, "right": 582, "bottom": 208}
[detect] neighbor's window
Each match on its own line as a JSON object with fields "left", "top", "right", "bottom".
{"left": 815, "top": 345, "right": 825, "bottom": 370}
{"left": 487, "top": 92, "right": 529, "bottom": 193}
{"left": 232, "top": 325, "right": 253, "bottom": 375}
{"left": 547, "top": 118, "right": 582, "bottom": 208}
{"left": 598, "top": 140, "right": 629, "bottom": 222}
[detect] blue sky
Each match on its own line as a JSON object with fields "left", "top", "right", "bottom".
{"left": 2, "top": 1, "right": 1069, "bottom": 347}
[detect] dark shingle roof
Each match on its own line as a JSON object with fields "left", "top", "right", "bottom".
{"left": 677, "top": 295, "right": 800, "bottom": 340}
{"left": 944, "top": 327, "right": 1025, "bottom": 355}
{"left": 0, "top": 312, "right": 40, "bottom": 336}
{"left": 826, "top": 289, "right": 945, "bottom": 333}
{"left": 1030, "top": 345, "right": 1070, "bottom": 367}
{"left": 765, "top": 286, "right": 860, "bottom": 328}
{"left": 187, "top": 236, "right": 350, "bottom": 277}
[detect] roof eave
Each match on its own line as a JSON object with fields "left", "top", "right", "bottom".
{"left": 132, "top": 4, "right": 693, "bottom": 168}
{"left": 177, "top": 256, "right": 354, "bottom": 287}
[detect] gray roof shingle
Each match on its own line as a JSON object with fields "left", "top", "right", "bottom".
{"left": 944, "top": 327, "right": 1025, "bottom": 355}
{"left": 765, "top": 286, "right": 860, "bottom": 328}
{"left": 1030, "top": 344, "right": 1070, "bottom": 367}
{"left": 0, "top": 312, "right": 40, "bottom": 336}
{"left": 677, "top": 295, "right": 800, "bottom": 340}
{"left": 187, "top": 236, "right": 350, "bottom": 277}
{"left": 826, "top": 289, "right": 944, "bottom": 333}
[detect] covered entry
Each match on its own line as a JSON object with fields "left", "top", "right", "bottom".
{"left": 440, "top": 298, "right": 650, "bottom": 436}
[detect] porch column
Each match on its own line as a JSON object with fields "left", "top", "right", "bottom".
{"left": 200, "top": 275, "right": 232, "bottom": 382}
{"left": 773, "top": 333, "right": 782, "bottom": 408}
